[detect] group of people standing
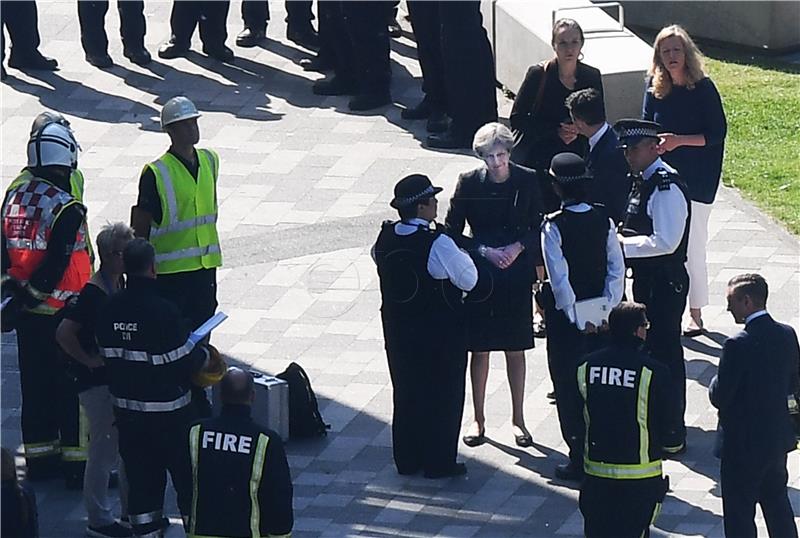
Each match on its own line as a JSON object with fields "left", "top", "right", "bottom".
{"left": 375, "top": 17, "right": 798, "bottom": 538}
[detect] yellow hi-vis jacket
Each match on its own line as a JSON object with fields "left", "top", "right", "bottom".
{"left": 145, "top": 149, "right": 222, "bottom": 275}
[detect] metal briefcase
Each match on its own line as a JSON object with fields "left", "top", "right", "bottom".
{"left": 211, "top": 371, "right": 290, "bottom": 442}
{"left": 251, "top": 372, "right": 290, "bottom": 442}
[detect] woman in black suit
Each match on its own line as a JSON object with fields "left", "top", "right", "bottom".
{"left": 510, "top": 18, "right": 603, "bottom": 213}
{"left": 445, "top": 122, "right": 544, "bottom": 449}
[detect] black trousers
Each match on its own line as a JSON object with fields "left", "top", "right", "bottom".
{"left": 168, "top": 0, "right": 229, "bottom": 50}
{"left": 116, "top": 408, "right": 193, "bottom": 536}
{"left": 545, "top": 305, "right": 605, "bottom": 468}
{"left": 580, "top": 475, "right": 666, "bottom": 538}
{"left": 77, "top": 0, "right": 146, "bottom": 55}
{"left": 0, "top": 0, "right": 43, "bottom": 62}
{"left": 721, "top": 454, "right": 798, "bottom": 538}
{"left": 341, "top": 1, "right": 391, "bottom": 96}
{"left": 632, "top": 264, "right": 688, "bottom": 450}
{"left": 439, "top": 0, "right": 497, "bottom": 139}
{"left": 15, "top": 312, "right": 84, "bottom": 472}
{"left": 405, "top": 0, "right": 447, "bottom": 110}
{"left": 240, "top": 0, "right": 314, "bottom": 31}
{"left": 385, "top": 339, "right": 466, "bottom": 475}
{"left": 317, "top": 0, "right": 351, "bottom": 80}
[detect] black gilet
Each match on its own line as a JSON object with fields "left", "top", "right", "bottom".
{"left": 545, "top": 205, "right": 608, "bottom": 301}
{"left": 373, "top": 221, "right": 462, "bottom": 347}
{"left": 622, "top": 168, "right": 691, "bottom": 268}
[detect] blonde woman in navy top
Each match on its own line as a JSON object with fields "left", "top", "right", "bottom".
{"left": 643, "top": 25, "right": 727, "bottom": 337}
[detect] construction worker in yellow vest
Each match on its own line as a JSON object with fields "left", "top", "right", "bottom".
{"left": 131, "top": 96, "right": 222, "bottom": 417}
{"left": 2, "top": 115, "right": 91, "bottom": 486}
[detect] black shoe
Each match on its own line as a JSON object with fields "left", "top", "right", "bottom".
{"left": 85, "top": 52, "right": 113, "bottom": 68}
{"left": 123, "top": 47, "right": 151, "bottom": 66}
{"left": 462, "top": 430, "right": 486, "bottom": 448}
{"left": 424, "top": 462, "right": 467, "bottom": 479}
{"left": 287, "top": 27, "right": 319, "bottom": 50}
{"left": 8, "top": 52, "right": 58, "bottom": 71}
{"left": 348, "top": 93, "right": 391, "bottom": 112}
{"left": 236, "top": 27, "right": 266, "bottom": 48}
{"left": 312, "top": 76, "right": 356, "bottom": 96}
{"left": 426, "top": 111, "right": 449, "bottom": 133}
{"left": 546, "top": 390, "right": 556, "bottom": 401}
{"left": 555, "top": 462, "right": 584, "bottom": 481}
{"left": 426, "top": 129, "right": 471, "bottom": 150}
{"left": 299, "top": 56, "right": 332, "bottom": 73}
{"left": 157, "top": 40, "right": 189, "bottom": 59}
{"left": 86, "top": 522, "right": 134, "bottom": 538}
{"left": 388, "top": 20, "right": 402, "bottom": 38}
{"left": 396, "top": 465, "right": 421, "bottom": 476}
{"left": 401, "top": 99, "right": 432, "bottom": 120}
{"left": 203, "top": 45, "right": 235, "bottom": 63}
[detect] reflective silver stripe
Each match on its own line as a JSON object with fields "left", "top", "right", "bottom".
{"left": 154, "top": 160, "right": 178, "bottom": 226}
{"left": 99, "top": 339, "right": 196, "bottom": 366}
{"left": 113, "top": 391, "right": 192, "bottom": 412}
{"left": 150, "top": 214, "right": 218, "bottom": 238}
{"left": 51, "top": 288, "right": 78, "bottom": 301}
{"left": 6, "top": 238, "right": 48, "bottom": 250}
{"left": 155, "top": 244, "right": 221, "bottom": 263}
{"left": 129, "top": 510, "right": 163, "bottom": 525}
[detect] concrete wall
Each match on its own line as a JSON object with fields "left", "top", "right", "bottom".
{"left": 484, "top": 0, "right": 652, "bottom": 121}
{"left": 619, "top": 1, "right": 800, "bottom": 52}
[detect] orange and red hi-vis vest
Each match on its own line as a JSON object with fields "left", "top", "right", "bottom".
{"left": 2, "top": 176, "right": 91, "bottom": 315}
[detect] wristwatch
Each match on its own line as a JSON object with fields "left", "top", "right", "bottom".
{"left": 478, "top": 244, "right": 488, "bottom": 258}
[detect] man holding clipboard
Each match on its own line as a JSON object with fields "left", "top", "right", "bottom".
{"left": 540, "top": 153, "right": 625, "bottom": 481}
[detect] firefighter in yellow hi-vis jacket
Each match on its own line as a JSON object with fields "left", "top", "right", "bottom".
{"left": 568, "top": 302, "right": 671, "bottom": 538}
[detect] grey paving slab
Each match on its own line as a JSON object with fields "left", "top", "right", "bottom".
{"left": 2, "top": 2, "right": 800, "bottom": 537}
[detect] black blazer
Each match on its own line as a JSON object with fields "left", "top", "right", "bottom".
{"left": 710, "top": 314, "right": 800, "bottom": 463}
{"left": 586, "top": 127, "right": 631, "bottom": 224}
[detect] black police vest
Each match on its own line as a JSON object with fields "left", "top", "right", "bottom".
{"left": 373, "top": 221, "right": 463, "bottom": 348}
{"left": 623, "top": 168, "right": 691, "bottom": 267}
{"left": 578, "top": 341, "right": 667, "bottom": 480}
{"left": 546, "top": 206, "right": 608, "bottom": 301}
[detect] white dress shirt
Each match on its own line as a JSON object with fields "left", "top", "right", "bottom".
{"left": 588, "top": 122, "right": 610, "bottom": 153}
{"left": 620, "top": 158, "right": 689, "bottom": 259}
{"left": 744, "top": 309, "right": 768, "bottom": 325}
{"left": 541, "top": 203, "right": 625, "bottom": 323}
{"left": 371, "top": 218, "right": 478, "bottom": 292}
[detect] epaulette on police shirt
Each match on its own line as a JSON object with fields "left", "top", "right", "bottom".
{"left": 655, "top": 168, "right": 677, "bottom": 191}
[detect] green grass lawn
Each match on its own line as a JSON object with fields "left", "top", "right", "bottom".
{"left": 704, "top": 51, "right": 800, "bottom": 234}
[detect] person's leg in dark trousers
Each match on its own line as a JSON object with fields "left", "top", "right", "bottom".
{"left": 641, "top": 266, "right": 688, "bottom": 451}
{"left": 117, "top": 416, "right": 168, "bottom": 537}
{"left": 545, "top": 307, "right": 585, "bottom": 472}
{"left": 164, "top": 410, "right": 194, "bottom": 520}
{"left": 167, "top": 0, "right": 199, "bottom": 50}
{"left": 312, "top": 1, "right": 355, "bottom": 94}
{"left": 57, "top": 367, "right": 87, "bottom": 486}
{"left": 1, "top": 0, "right": 56, "bottom": 69}
{"left": 77, "top": 1, "right": 110, "bottom": 57}
{"left": 241, "top": 0, "right": 269, "bottom": 33}
{"left": 721, "top": 456, "right": 759, "bottom": 538}
{"left": 118, "top": 0, "right": 147, "bottom": 55}
{"left": 405, "top": 1, "right": 447, "bottom": 120}
{"left": 386, "top": 348, "right": 423, "bottom": 474}
{"left": 437, "top": 1, "right": 497, "bottom": 143}
{"left": 423, "top": 342, "right": 467, "bottom": 476}
{"left": 16, "top": 313, "right": 63, "bottom": 476}
{"left": 198, "top": 1, "right": 231, "bottom": 56}
{"left": 581, "top": 477, "right": 662, "bottom": 538}
{"left": 286, "top": 0, "right": 314, "bottom": 34}
{"left": 341, "top": 1, "right": 391, "bottom": 107}
{"left": 759, "top": 455, "right": 798, "bottom": 538}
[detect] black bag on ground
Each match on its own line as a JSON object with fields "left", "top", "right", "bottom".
{"left": 276, "top": 362, "right": 330, "bottom": 439}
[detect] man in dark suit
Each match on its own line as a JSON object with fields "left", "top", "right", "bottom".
{"left": 566, "top": 88, "right": 630, "bottom": 224}
{"left": 710, "top": 273, "right": 799, "bottom": 538}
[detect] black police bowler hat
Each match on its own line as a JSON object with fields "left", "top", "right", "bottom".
{"left": 390, "top": 174, "right": 444, "bottom": 209}
{"left": 613, "top": 119, "right": 661, "bottom": 148}
{"left": 548, "top": 152, "right": 592, "bottom": 183}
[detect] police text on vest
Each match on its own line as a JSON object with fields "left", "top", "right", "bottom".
{"left": 201, "top": 431, "right": 253, "bottom": 454}
{"left": 589, "top": 366, "right": 636, "bottom": 388}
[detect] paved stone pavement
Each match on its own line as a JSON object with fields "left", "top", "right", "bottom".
{"left": 2, "top": 3, "right": 799, "bottom": 537}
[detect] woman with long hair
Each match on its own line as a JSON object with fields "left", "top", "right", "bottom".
{"left": 643, "top": 25, "right": 727, "bottom": 337}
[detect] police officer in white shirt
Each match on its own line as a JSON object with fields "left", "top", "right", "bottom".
{"left": 615, "top": 119, "right": 691, "bottom": 455}
{"left": 540, "top": 152, "right": 625, "bottom": 481}
{"left": 372, "top": 174, "right": 477, "bottom": 478}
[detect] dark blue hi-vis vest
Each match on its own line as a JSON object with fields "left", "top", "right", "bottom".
{"left": 577, "top": 342, "right": 670, "bottom": 480}
{"left": 188, "top": 405, "right": 293, "bottom": 538}
{"left": 623, "top": 168, "right": 691, "bottom": 268}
